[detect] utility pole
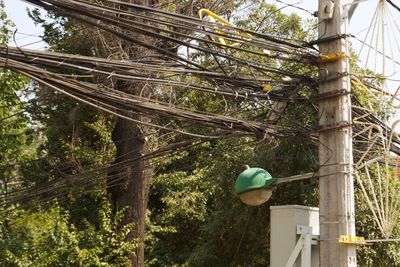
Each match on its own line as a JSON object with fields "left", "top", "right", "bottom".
{"left": 317, "top": 0, "right": 357, "bottom": 266}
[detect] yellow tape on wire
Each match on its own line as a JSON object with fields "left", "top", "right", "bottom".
{"left": 198, "top": 9, "right": 252, "bottom": 47}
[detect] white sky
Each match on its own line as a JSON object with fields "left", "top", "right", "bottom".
{"left": 4, "top": 0, "right": 47, "bottom": 49}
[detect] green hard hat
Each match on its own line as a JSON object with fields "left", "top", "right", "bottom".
{"left": 235, "top": 167, "right": 276, "bottom": 194}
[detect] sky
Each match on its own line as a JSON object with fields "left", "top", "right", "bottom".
{"left": 4, "top": 0, "right": 47, "bottom": 49}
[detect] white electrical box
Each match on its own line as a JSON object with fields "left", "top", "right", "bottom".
{"left": 270, "top": 205, "right": 319, "bottom": 267}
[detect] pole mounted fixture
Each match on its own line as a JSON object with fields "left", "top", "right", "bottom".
{"left": 235, "top": 167, "right": 276, "bottom": 206}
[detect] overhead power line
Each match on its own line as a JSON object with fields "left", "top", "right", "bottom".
{"left": 387, "top": 0, "right": 400, "bottom": 12}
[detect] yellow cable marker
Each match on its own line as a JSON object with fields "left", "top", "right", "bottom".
{"left": 198, "top": 9, "right": 252, "bottom": 47}
{"left": 338, "top": 235, "right": 367, "bottom": 245}
{"left": 318, "top": 52, "right": 347, "bottom": 63}
{"left": 263, "top": 84, "right": 272, "bottom": 92}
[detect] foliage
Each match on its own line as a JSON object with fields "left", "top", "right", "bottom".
{"left": 0, "top": 200, "right": 136, "bottom": 267}
{"left": 354, "top": 162, "right": 400, "bottom": 266}
{"left": 0, "top": 69, "right": 30, "bottom": 186}
{"left": 356, "top": 193, "right": 400, "bottom": 267}
{"left": 144, "top": 3, "right": 319, "bottom": 266}
{"left": 2, "top": 0, "right": 400, "bottom": 266}
{"left": 0, "top": 0, "right": 35, "bottom": 218}
{"left": 0, "top": 2, "right": 130, "bottom": 266}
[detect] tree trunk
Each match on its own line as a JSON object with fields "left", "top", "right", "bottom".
{"left": 107, "top": 1, "right": 156, "bottom": 266}
{"left": 109, "top": 108, "right": 152, "bottom": 267}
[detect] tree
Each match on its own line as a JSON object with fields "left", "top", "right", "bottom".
{"left": 3, "top": 0, "right": 400, "bottom": 266}
{"left": 0, "top": 0, "right": 31, "bottom": 206}
{"left": 26, "top": 1, "right": 240, "bottom": 265}
{"left": 0, "top": 2, "right": 139, "bottom": 266}
{"left": 145, "top": 3, "right": 318, "bottom": 265}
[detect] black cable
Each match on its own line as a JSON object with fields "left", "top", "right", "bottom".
{"left": 387, "top": 0, "right": 400, "bottom": 12}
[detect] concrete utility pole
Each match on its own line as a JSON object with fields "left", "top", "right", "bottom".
{"left": 317, "top": 0, "right": 357, "bottom": 266}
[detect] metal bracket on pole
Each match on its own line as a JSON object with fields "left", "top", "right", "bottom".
{"left": 285, "top": 225, "right": 319, "bottom": 267}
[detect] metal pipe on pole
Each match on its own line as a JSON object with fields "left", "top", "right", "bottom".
{"left": 317, "top": 0, "right": 357, "bottom": 266}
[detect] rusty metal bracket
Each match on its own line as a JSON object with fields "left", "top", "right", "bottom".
{"left": 318, "top": 89, "right": 351, "bottom": 101}
{"left": 308, "top": 34, "right": 351, "bottom": 46}
{"left": 316, "top": 121, "right": 352, "bottom": 133}
{"left": 319, "top": 71, "right": 349, "bottom": 83}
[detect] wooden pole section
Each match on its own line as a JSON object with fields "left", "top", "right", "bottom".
{"left": 317, "top": 0, "right": 357, "bottom": 266}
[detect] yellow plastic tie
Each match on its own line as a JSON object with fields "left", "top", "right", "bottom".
{"left": 263, "top": 84, "right": 272, "bottom": 92}
{"left": 338, "top": 235, "right": 367, "bottom": 245}
{"left": 198, "top": 9, "right": 252, "bottom": 47}
{"left": 318, "top": 52, "right": 347, "bottom": 63}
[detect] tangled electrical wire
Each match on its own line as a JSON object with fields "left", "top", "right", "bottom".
{"left": 23, "top": 0, "right": 318, "bottom": 72}
{"left": 0, "top": 45, "right": 304, "bottom": 141}
{"left": 0, "top": 0, "right": 319, "bottom": 208}
{"left": 2, "top": 0, "right": 400, "bottom": 216}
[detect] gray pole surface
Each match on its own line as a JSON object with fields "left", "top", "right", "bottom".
{"left": 317, "top": 0, "right": 357, "bottom": 266}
